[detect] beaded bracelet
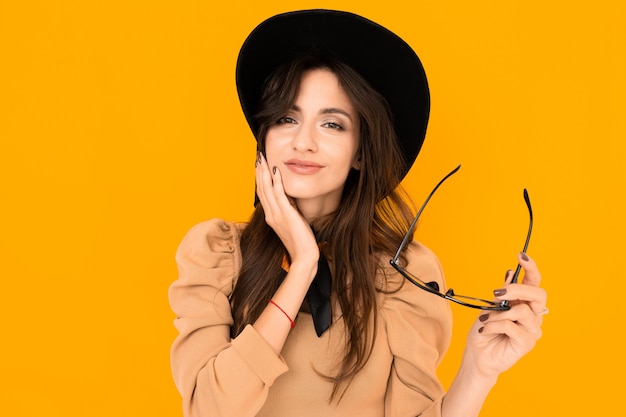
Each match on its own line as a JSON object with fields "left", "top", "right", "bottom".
{"left": 269, "top": 299, "right": 295, "bottom": 328}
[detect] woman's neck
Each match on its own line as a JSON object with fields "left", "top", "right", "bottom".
{"left": 295, "top": 196, "right": 340, "bottom": 222}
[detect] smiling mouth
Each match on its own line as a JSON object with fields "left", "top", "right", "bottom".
{"left": 285, "top": 159, "right": 323, "bottom": 174}
{"left": 287, "top": 162, "right": 321, "bottom": 167}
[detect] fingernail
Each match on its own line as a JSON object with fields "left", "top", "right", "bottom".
{"left": 504, "top": 269, "right": 512, "bottom": 282}
{"left": 494, "top": 288, "right": 507, "bottom": 297}
{"left": 478, "top": 327, "right": 484, "bottom": 333}
{"left": 520, "top": 252, "right": 529, "bottom": 261}
{"left": 479, "top": 314, "right": 489, "bottom": 322}
{"left": 272, "top": 166, "right": 277, "bottom": 174}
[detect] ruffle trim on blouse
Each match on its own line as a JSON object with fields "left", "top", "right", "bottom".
{"left": 174, "top": 218, "right": 244, "bottom": 297}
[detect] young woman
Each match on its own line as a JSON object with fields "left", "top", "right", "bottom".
{"left": 169, "top": 9, "right": 547, "bottom": 417}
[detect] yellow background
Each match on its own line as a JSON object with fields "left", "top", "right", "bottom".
{"left": 1, "top": 0, "right": 624, "bottom": 415}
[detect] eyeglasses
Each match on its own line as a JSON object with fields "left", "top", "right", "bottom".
{"left": 389, "top": 165, "right": 533, "bottom": 311}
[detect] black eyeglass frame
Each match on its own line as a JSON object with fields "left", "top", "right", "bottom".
{"left": 389, "top": 165, "right": 533, "bottom": 311}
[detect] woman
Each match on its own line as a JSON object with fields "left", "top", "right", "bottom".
{"left": 169, "top": 9, "right": 547, "bottom": 417}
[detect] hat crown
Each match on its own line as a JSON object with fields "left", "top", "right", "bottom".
{"left": 237, "top": 9, "right": 430, "bottom": 183}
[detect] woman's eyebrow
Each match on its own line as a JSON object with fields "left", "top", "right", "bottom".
{"left": 290, "top": 105, "right": 353, "bottom": 121}
{"left": 320, "top": 108, "right": 353, "bottom": 121}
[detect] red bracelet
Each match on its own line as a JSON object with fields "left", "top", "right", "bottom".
{"left": 269, "top": 300, "right": 295, "bottom": 328}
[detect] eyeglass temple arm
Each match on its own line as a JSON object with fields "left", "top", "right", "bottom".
{"left": 392, "top": 164, "right": 462, "bottom": 263}
{"left": 510, "top": 188, "right": 533, "bottom": 285}
{"left": 500, "top": 189, "right": 533, "bottom": 309}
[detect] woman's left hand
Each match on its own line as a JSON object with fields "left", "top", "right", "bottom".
{"left": 463, "top": 252, "right": 547, "bottom": 379}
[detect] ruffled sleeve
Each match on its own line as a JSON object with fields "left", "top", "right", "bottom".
{"left": 381, "top": 241, "right": 453, "bottom": 416}
{"left": 169, "top": 219, "right": 289, "bottom": 417}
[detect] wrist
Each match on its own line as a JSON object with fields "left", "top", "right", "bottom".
{"left": 456, "top": 357, "right": 499, "bottom": 390}
{"left": 288, "top": 258, "right": 319, "bottom": 283}
{"left": 443, "top": 359, "right": 498, "bottom": 417}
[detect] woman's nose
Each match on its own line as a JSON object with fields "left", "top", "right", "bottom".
{"left": 291, "top": 123, "right": 317, "bottom": 152}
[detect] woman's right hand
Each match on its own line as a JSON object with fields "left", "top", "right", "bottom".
{"left": 252, "top": 152, "right": 319, "bottom": 353}
{"left": 255, "top": 152, "right": 319, "bottom": 274}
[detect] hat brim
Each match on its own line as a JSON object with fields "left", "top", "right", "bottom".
{"left": 236, "top": 9, "right": 430, "bottom": 179}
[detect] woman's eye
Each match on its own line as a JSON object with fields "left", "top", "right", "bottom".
{"left": 276, "top": 116, "right": 296, "bottom": 124}
{"left": 323, "top": 122, "right": 343, "bottom": 130}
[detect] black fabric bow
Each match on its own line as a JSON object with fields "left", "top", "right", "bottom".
{"left": 307, "top": 252, "right": 332, "bottom": 337}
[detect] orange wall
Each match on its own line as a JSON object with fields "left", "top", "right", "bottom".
{"left": 1, "top": 1, "right": 624, "bottom": 415}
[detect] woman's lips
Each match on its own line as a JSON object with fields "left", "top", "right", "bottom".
{"left": 284, "top": 159, "right": 323, "bottom": 174}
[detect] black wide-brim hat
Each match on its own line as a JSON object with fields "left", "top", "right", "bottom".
{"left": 236, "top": 9, "right": 430, "bottom": 180}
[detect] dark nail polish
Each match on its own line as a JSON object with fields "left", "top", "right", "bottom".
{"left": 504, "top": 269, "right": 512, "bottom": 282}
{"left": 272, "top": 166, "right": 277, "bottom": 174}
{"left": 478, "top": 327, "right": 484, "bottom": 333}
{"left": 479, "top": 314, "right": 489, "bottom": 322}
{"left": 494, "top": 288, "right": 507, "bottom": 297}
{"left": 520, "top": 252, "right": 529, "bottom": 261}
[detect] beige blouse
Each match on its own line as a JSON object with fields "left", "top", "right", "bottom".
{"left": 169, "top": 219, "right": 452, "bottom": 417}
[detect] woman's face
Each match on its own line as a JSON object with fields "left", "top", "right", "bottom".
{"left": 264, "top": 68, "right": 360, "bottom": 218}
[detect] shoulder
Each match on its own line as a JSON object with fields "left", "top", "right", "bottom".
{"left": 176, "top": 218, "right": 247, "bottom": 275}
{"left": 378, "top": 239, "right": 451, "bottom": 320}
{"left": 378, "top": 240, "right": 445, "bottom": 290}
{"left": 404, "top": 240, "right": 445, "bottom": 286}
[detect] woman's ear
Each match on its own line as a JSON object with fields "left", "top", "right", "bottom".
{"left": 352, "top": 157, "right": 362, "bottom": 170}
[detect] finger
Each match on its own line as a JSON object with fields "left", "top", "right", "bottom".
{"left": 518, "top": 252, "right": 542, "bottom": 287}
{"left": 257, "top": 157, "right": 303, "bottom": 233}
{"left": 504, "top": 269, "right": 514, "bottom": 285}
{"left": 269, "top": 165, "right": 291, "bottom": 207}
{"left": 497, "top": 269, "right": 516, "bottom": 309}
{"left": 479, "top": 318, "right": 541, "bottom": 351}
{"left": 484, "top": 302, "right": 544, "bottom": 329}
{"left": 512, "top": 304, "right": 546, "bottom": 333}
{"left": 266, "top": 164, "right": 299, "bottom": 224}
{"left": 255, "top": 153, "right": 279, "bottom": 217}
{"left": 255, "top": 153, "right": 268, "bottom": 207}
{"left": 494, "top": 283, "right": 547, "bottom": 315}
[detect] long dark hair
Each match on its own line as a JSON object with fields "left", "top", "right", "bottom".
{"left": 230, "top": 54, "right": 416, "bottom": 400}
